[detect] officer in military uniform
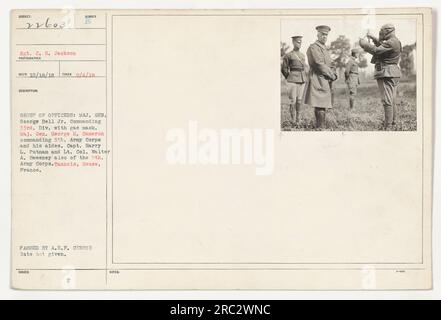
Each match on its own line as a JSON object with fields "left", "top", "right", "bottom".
{"left": 281, "top": 35, "right": 308, "bottom": 126}
{"left": 359, "top": 24, "right": 402, "bottom": 130}
{"left": 304, "top": 25, "right": 338, "bottom": 129}
{"left": 345, "top": 48, "right": 360, "bottom": 109}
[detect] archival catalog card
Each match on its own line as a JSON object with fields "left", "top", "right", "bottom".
{"left": 11, "top": 8, "right": 433, "bottom": 290}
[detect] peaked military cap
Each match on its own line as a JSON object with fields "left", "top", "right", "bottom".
{"left": 316, "top": 25, "right": 331, "bottom": 34}
{"left": 291, "top": 35, "right": 303, "bottom": 40}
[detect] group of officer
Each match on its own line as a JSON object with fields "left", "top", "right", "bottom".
{"left": 281, "top": 24, "right": 402, "bottom": 130}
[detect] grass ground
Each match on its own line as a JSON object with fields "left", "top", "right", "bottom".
{"left": 281, "top": 78, "right": 417, "bottom": 131}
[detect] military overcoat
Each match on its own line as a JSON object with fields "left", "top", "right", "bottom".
{"left": 304, "top": 41, "right": 337, "bottom": 108}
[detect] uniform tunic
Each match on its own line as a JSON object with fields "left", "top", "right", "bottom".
{"left": 365, "top": 35, "right": 402, "bottom": 79}
{"left": 281, "top": 50, "right": 307, "bottom": 103}
{"left": 304, "top": 41, "right": 337, "bottom": 109}
{"left": 345, "top": 56, "right": 360, "bottom": 96}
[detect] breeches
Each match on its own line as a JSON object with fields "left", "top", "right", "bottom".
{"left": 377, "top": 77, "right": 399, "bottom": 125}
{"left": 347, "top": 84, "right": 357, "bottom": 97}
{"left": 286, "top": 82, "right": 305, "bottom": 103}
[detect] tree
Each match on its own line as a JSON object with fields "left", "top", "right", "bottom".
{"left": 280, "top": 42, "right": 290, "bottom": 58}
{"left": 400, "top": 43, "right": 416, "bottom": 77}
{"left": 329, "top": 35, "right": 351, "bottom": 68}
{"left": 329, "top": 35, "right": 351, "bottom": 80}
{"left": 280, "top": 42, "right": 291, "bottom": 81}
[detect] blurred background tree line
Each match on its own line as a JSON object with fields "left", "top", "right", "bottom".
{"left": 400, "top": 43, "right": 416, "bottom": 78}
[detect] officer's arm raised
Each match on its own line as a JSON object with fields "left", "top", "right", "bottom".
{"left": 367, "top": 34, "right": 381, "bottom": 46}
{"left": 371, "top": 40, "right": 395, "bottom": 55}
{"left": 360, "top": 38, "right": 394, "bottom": 56}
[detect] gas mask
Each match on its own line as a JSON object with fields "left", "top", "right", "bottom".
{"left": 379, "top": 25, "right": 395, "bottom": 41}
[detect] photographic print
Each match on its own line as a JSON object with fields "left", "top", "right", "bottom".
{"left": 281, "top": 15, "right": 417, "bottom": 131}
{"left": 10, "top": 8, "right": 432, "bottom": 290}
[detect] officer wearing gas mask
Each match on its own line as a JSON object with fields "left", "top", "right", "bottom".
{"left": 359, "top": 24, "right": 402, "bottom": 130}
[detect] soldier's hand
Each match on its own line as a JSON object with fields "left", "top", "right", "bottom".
{"left": 359, "top": 38, "right": 369, "bottom": 48}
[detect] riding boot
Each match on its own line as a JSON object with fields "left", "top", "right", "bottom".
{"left": 349, "top": 97, "right": 354, "bottom": 109}
{"left": 384, "top": 103, "right": 393, "bottom": 130}
{"left": 314, "top": 108, "right": 320, "bottom": 129}
{"left": 289, "top": 104, "right": 295, "bottom": 124}
{"left": 392, "top": 102, "right": 397, "bottom": 125}
{"left": 295, "top": 101, "right": 301, "bottom": 124}
{"left": 319, "top": 109, "right": 326, "bottom": 129}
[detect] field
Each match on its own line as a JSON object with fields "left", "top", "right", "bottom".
{"left": 281, "top": 78, "right": 417, "bottom": 131}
